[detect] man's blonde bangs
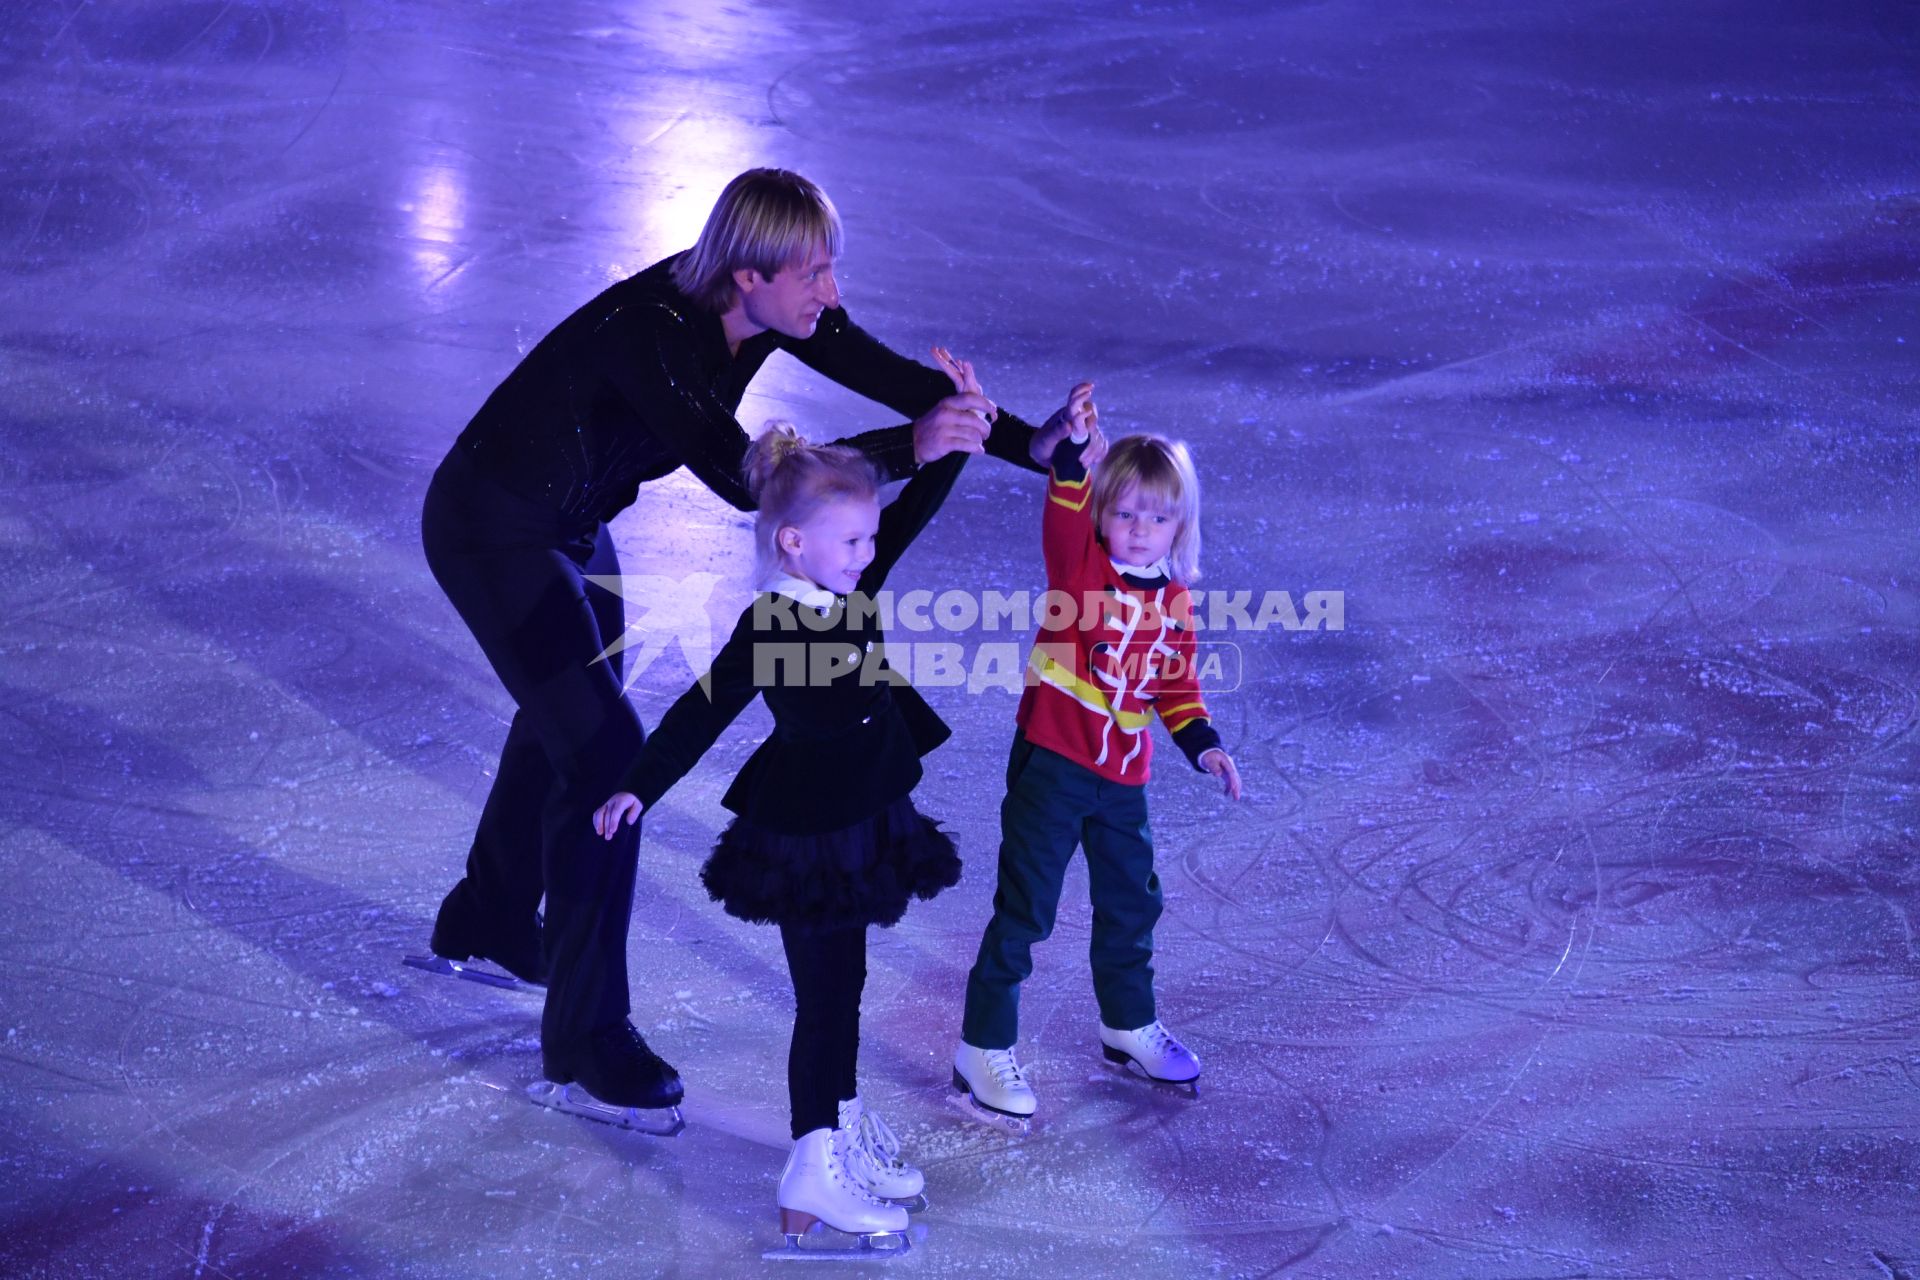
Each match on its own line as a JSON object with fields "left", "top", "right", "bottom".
{"left": 671, "top": 169, "right": 844, "bottom": 313}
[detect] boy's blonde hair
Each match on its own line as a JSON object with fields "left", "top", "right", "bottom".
{"left": 671, "top": 169, "right": 845, "bottom": 313}
{"left": 1090, "top": 434, "right": 1203, "bottom": 583}
{"left": 743, "top": 422, "right": 879, "bottom": 588}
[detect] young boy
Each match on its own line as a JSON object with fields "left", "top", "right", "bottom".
{"left": 953, "top": 384, "right": 1242, "bottom": 1128}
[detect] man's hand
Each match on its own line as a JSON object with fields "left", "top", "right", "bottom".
{"left": 1199, "top": 748, "right": 1243, "bottom": 801}
{"left": 911, "top": 393, "right": 994, "bottom": 464}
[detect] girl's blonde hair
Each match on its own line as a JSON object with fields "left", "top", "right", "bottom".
{"left": 1090, "top": 434, "right": 1203, "bottom": 583}
{"left": 743, "top": 422, "right": 879, "bottom": 587}
{"left": 671, "top": 168, "right": 846, "bottom": 314}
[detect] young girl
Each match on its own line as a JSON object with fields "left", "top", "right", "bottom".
{"left": 953, "top": 383, "right": 1243, "bottom": 1130}
{"left": 592, "top": 355, "right": 984, "bottom": 1255}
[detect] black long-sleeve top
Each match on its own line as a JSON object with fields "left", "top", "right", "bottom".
{"left": 616, "top": 452, "right": 968, "bottom": 836}
{"left": 455, "top": 253, "right": 1042, "bottom": 524}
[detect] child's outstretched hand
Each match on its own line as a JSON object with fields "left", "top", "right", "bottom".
{"left": 931, "top": 345, "right": 984, "bottom": 399}
{"left": 1034, "top": 380, "right": 1109, "bottom": 468}
{"left": 1063, "top": 380, "right": 1097, "bottom": 444}
{"left": 1199, "top": 748, "right": 1243, "bottom": 801}
{"left": 592, "top": 792, "right": 645, "bottom": 839}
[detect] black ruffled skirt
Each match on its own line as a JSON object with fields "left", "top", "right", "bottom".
{"left": 700, "top": 795, "right": 961, "bottom": 932}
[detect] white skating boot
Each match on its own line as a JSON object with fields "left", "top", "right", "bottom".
{"left": 838, "top": 1095, "right": 927, "bottom": 1209}
{"left": 1099, "top": 1020, "right": 1201, "bottom": 1091}
{"left": 951, "top": 1042, "right": 1037, "bottom": 1133}
{"left": 769, "top": 1127, "right": 910, "bottom": 1258}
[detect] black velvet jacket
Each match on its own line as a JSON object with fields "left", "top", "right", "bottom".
{"left": 617, "top": 452, "right": 967, "bottom": 835}
{"left": 455, "top": 254, "right": 1040, "bottom": 525}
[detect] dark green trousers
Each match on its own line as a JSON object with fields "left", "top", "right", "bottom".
{"left": 962, "top": 735, "right": 1160, "bottom": 1048}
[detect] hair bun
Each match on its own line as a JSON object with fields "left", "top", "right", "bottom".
{"left": 744, "top": 420, "right": 807, "bottom": 501}
{"left": 766, "top": 422, "right": 804, "bottom": 460}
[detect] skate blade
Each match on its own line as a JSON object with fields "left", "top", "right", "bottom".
{"left": 402, "top": 953, "right": 540, "bottom": 994}
{"left": 762, "top": 1224, "right": 912, "bottom": 1261}
{"left": 1098, "top": 1053, "right": 1200, "bottom": 1098}
{"left": 526, "top": 1080, "right": 685, "bottom": 1136}
{"left": 944, "top": 1088, "right": 1033, "bottom": 1136}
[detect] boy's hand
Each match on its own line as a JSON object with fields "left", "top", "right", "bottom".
{"left": 1199, "top": 748, "right": 1243, "bottom": 801}
{"left": 1032, "top": 380, "right": 1109, "bottom": 468}
{"left": 1063, "top": 380, "right": 1096, "bottom": 443}
{"left": 592, "top": 792, "right": 645, "bottom": 839}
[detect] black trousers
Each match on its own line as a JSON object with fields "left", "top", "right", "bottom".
{"left": 780, "top": 922, "right": 867, "bottom": 1140}
{"left": 421, "top": 450, "right": 644, "bottom": 1066}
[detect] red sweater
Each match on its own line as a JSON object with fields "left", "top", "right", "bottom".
{"left": 1014, "top": 439, "right": 1222, "bottom": 784}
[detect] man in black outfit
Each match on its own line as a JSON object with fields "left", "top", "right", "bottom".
{"left": 421, "top": 168, "right": 1099, "bottom": 1110}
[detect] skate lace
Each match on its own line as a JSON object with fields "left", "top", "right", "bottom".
{"left": 984, "top": 1047, "right": 1030, "bottom": 1089}
{"left": 1138, "top": 1021, "right": 1183, "bottom": 1056}
{"left": 856, "top": 1107, "right": 903, "bottom": 1164}
{"left": 830, "top": 1129, "right": 892, "bottom": 1206}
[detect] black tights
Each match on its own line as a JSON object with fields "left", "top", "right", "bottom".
{"left": 779, "top": 923, "right": 867, "bottom": 1140}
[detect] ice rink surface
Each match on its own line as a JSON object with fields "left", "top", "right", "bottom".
{"left": 2, "top": 1, "right": 1918, "bottom": 1275}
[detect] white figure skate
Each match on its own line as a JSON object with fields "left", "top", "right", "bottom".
{"left": 1098, "top": 1020, "right": 1201, "bottom": 1096}
{"left": 839, "top": 1095, "right": 927, "bottom": 1211}
{"left": 951, "top": 1042, "right": 1037, "bottom": 1134}
{"left": 764, "top": 1127, "right": 911, "bottom": 1260}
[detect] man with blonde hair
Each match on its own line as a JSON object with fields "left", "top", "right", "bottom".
{"left": 420, "top": 167, "right": 1100, "bottom": 1125}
